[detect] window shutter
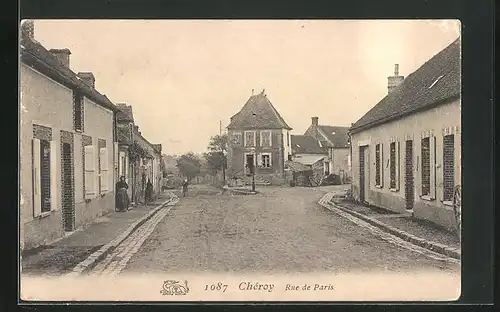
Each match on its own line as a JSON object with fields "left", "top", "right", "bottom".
{"left": 32, "top": 139, "right": 42, "bottom": 217}
{"left": 268, "top": 153, "right": 272, "bottom": 167}
{"left": 395, "top": 141, "right": 400, "bottom": 191}
{"left": 100, "top": 147, "right": 109, "bottom": 193}
{"left": 50, "top": 141, "right": 59, "bottom": 211}
{"left": 429, "top": 136, "right": 436, "bottom": 199}
{"left": 269, "top": 131, "right": 272, "bottom": 146}
{"left": 257, "top": 153, "right": 262, "bottom": 167}
{"left": 84, "top": 145, "right": 96, "bottom": 199}
{"left": 379, "top": 143, "right": 384, "bottom": 187}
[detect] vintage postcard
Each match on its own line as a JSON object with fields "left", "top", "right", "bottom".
{"left": 19, "top": 19, "right": 461, "bottom": 302}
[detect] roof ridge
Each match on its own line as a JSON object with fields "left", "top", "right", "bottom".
{"left": 262, "top": 94, "right": 292, "bottom": 129}
{"left": 350, "top": 37, "right": 460, "bottom": 132}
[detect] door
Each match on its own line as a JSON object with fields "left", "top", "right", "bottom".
{"left": 404, "top": 140, "right": 414, "bottom": 210}
{"left": 245, "top": 154, "right": 254, "bottom": 174}
{"left": 61, "top": 142, "right": 75, "bottom": 231}
{"left": 359, "top": 146, "right": 366, "bottom": 202}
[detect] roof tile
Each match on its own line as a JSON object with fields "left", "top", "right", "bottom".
{"left": 227, "top": 92, "right": 292, "bottom": 130}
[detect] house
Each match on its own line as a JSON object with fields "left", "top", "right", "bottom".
{"left": 130, "top": 125, "right": 163, "bottom": 203}
{"left": 116, "top": 103, "right": 134, "bottom": 200}
{"left": 226, "top": 89, "right": 293, "bottom": 185}
{"left": 349, "top": 38, "right": 461, "bottom": 230}
{"left": 20, "top": 21, "right": 120, "bottom": 251}
{"left": 303, "top": 117, "right": 351, "bottom": 183}
{"left": 115, "top": 103, "right": 163, "bottom": 205}
{"left": 291, "top": 134, "right": 329, "bottom": 172}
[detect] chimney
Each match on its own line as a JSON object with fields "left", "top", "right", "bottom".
{"left": 311, "top": 117, "right": 319, "bottom": 140}
{"left": 312, "top": 117, "right": 319, "bottom": 126}
{"left": 252, "top": 89, "right": 254, "bottom": 95}
{"left": 387, "top": 63, "right": 404, "bottom": 94}
{"left": 77, "top": 72, "right": 95, "bottom": 89}
{"left": 20, "top": 20, "right": 34, "bottom": 39}
{"left": 49, "top": 48, "right": 71, "bottom": 68}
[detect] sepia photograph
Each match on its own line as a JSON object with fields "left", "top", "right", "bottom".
{"left": 19, "top": 19, "right": 461, "bottom": 302}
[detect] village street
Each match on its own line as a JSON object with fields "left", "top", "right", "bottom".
{"left": 117, "top": 184, "right": 460, "bottom": 274}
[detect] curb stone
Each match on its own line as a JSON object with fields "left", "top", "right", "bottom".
{"left": 67, "top": 191, "right": 178, "bottom": 276}
{"left": 327, "top": 197, "right": 460, "bottom": 260}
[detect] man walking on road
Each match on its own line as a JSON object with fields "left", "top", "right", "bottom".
{"left": 182, "top": 178, "right": 189, "bottom": 197}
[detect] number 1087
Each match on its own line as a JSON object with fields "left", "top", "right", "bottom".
{"left": 204, "top": 282, "right": 228, "bottom": 292}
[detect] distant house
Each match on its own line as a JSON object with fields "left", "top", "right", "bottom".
{"left": 226, "top": 90, "right": 293, "bottom": 185}
{"left": 116, "top": 103, "right": 134, "bottom": 199}
{"left": 349, "top": 38, "right": 461, "bottom": 230}
{"left": 20, "top": 21, "right": 120, "bottom": 251}
{"left": 302, "top": 117, "right": 351, "bottom": 182}
{"left": 130, "top": 125, "right": 163, "bottom": 203}
{"left": 289, "top": 135, "right": 328, "bottom": 185}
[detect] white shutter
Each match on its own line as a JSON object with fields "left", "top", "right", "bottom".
{"left": 50, "top": 141, "right": 59, "bottom": 211}
{"left": 84, "top": 145, "right": 96, "bottom": 199}
{"left": 430, "top": 136, "right": 436, "bottom": 199}
{"left": 268, "top": 153, "right": 272, "bottom": 167}
{"left": 269, "top": 131, "right": 272, "bottom": 146}
{"left": 100, "top": 148, "right": 109, "bottom": 192}
{"left": 257, "top": 154, "right": 262, "bottom": 167}
{"left": 379, "top": 143, "right": 384, "bottom": 187}
{"left": 395, "top": 141, "right": 400, "bottom": 191}
{"left": 32, "top": 139, "right": 41, "bottom": 217}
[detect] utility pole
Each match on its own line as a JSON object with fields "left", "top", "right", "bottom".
{"left": 219, "top": 120, "right": 222, "bottom": 136}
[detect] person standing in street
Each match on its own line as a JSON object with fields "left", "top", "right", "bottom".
{"left": 182, "top": 178, "right": 189, "bottom": 197}
{"left": 145, "top": 178, "right": 153, "bottom": 205}
{"left": 116, "top": 176, "right": 129, "bottom": 212}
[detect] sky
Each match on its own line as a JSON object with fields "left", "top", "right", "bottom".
{"left": 31, "top": 20, "right": 460, "bottom": 155}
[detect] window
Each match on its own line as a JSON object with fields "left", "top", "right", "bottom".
{"left": 390, "top": 141, "right": 400, "bottom": 190}
{"left": 260, "top": 131, "right": 272, "bottom": 147}
{"left": 244, "top": 131, "right": 256, "bottom": 147}
{"left": 73, "top": 92, "right": 83, "bottom": 132}
{"left": 98, "top": 140, "right": 109, "bottom": 195}
{"left": 375, "top": 143, "right": 383, "bottom": 187}
{"left": 421, "top": 136, "right": 436, "bottom": 198}
{"left": 84, "top": 145, "right": 96, "bottom": 199}
{"left": 231, "top": 132, "right": 242, "bottom": 146}
{"left": 443, "top": 134, "right": 455, "bottom": 201}
{"left": 260, "top": 153, "right": 272, "bottom": 168}
{"left": 32, "top": 136, "right": 58, "bottom": 216}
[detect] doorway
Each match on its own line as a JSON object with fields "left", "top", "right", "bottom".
{"left": 61, "top": 142, "right": 75, "bottom": 232}
{"left": 404, "top": 140, "right": 414, "bottom": 210}
{"left": 245, "top": 154, "right": 254, "bottom": 171}
{"left": 359, "top": 146, "right": 369, "bottom": 203}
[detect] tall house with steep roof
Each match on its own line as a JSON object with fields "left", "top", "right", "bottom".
{"left": 227, "top": 90, "right": 292, "bottom": 185}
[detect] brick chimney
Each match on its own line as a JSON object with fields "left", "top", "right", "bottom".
{"left": 388, "top": 64, "right": 404, "bottom": 94}
{"left": 20, "top": 20, "right": 34, "bottom": 39}
{"left": 77, "top": 72, "right": 95, "bottom": 88}
{"left": 49, "top": 48, "right": 71, "bottom": 68}
{"left": 311, "top": 117, "right": 319, "bottom": 140}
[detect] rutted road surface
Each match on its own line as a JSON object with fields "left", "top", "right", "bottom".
{"left": 116, "top": 184, "right": 459, "bottom": 274}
